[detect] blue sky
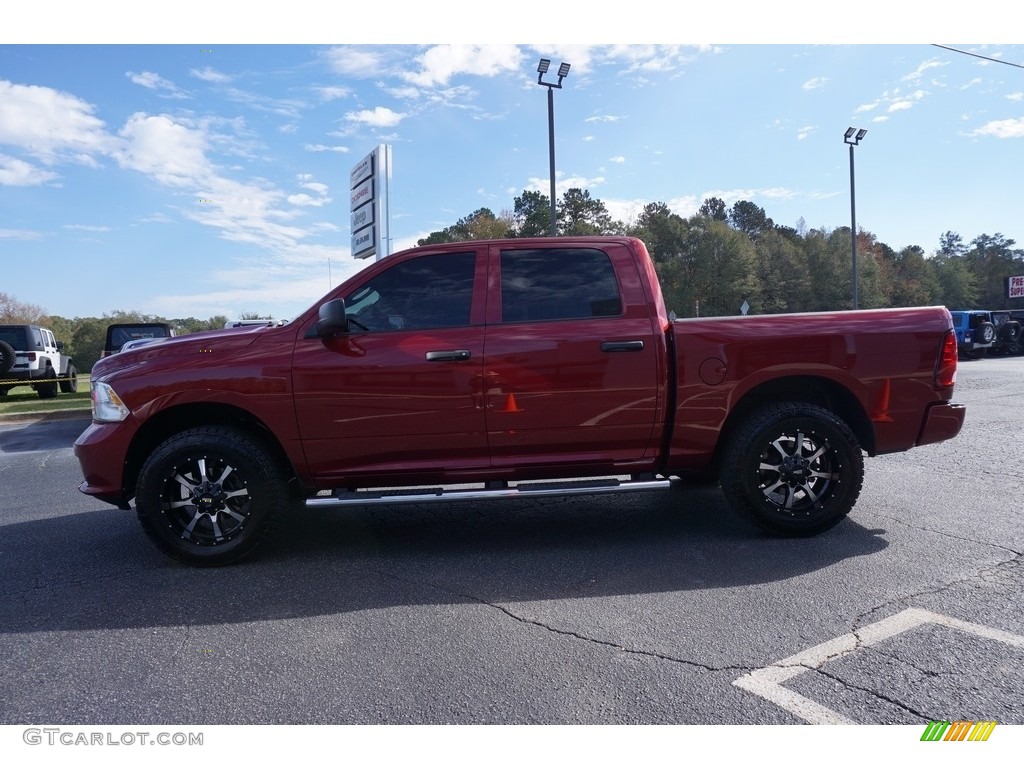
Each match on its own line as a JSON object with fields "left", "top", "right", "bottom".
{"left": 2, "top": 3, "right": 1021, "bottom": 321}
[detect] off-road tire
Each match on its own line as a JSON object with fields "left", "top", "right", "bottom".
{"left": 720, "top": 402, "right": 864, "bottom": 536}
{"left": 135, "top": 426, "right": 288, "bottom": 566}
{"left": 36, "top": 367, "right": 58, "bottom": 399}
{"left": 59, "top": 365, "right": 78, "bottom": 393}
{"left": 0, "top": 340, "right": 14, "bottom": 375}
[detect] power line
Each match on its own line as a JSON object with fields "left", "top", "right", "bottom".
{"left": 932, "top": 44, "right": 1024, "bottom": 70}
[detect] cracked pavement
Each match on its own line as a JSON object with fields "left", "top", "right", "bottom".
{"left": 0, "top": 356, "right": 1022, "bottom": 725}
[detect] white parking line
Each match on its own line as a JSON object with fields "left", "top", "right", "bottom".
{"left": 733, "top": 607, "right": 1024, "bottom": 724}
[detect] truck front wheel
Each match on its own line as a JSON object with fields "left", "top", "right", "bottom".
{"left": 135, "top": 426, "right": 287, "bottom": 566}
{"left": 720, "top": 403, "right": 864, "bottom": 536}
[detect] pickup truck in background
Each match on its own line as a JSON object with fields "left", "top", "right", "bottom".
{"left": 74, "top": 237, "right": 966, "bottom": 566}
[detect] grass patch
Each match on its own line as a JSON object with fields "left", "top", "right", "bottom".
{"left": 0, "top": 376, "right": 92, "bottom": 416}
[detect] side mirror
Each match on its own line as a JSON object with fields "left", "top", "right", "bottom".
{"left": 56, "top": 341, "right": 65, "bottom": 351}
{"left": 316, "top": 298, "right": 349, "bottom": 337}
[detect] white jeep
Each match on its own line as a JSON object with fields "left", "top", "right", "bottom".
{"left": 0, "top": 324, "right": 78, "bottom": 399}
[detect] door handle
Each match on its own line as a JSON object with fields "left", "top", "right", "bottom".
{"left": 425, "top": 349, "right": 472, "bottom": 362}
{"left": 601, "top": 340, "right": 645, "bottom": 353}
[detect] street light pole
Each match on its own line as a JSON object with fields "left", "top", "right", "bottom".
{"left": 537, "top": 59, "right": 570, "bottom": 237}
{"left": 844, "top": 127, "right": 867, "bottom": 310}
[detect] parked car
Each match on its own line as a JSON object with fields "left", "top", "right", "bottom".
{"left": 223, "top": 319, "right": 279, "bottom": 329}
{"left": 120, "top": 337, "right": 168, "bottom": 353}
{"left": 0, "top": 323, "right": 77, "bottom": 398}
{"left": 949, "top": 310, "right": 996, "bottom": 358}
{"left": 988, "top": 310, "right": 1023, "bottom": 356}
{"left": 103, "top": 322, "right": 175, "bottom": 358}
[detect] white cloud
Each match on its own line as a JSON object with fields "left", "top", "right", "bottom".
{"left": 115, "top": 113, "right": 210, "bottom": 187}
{"left": 403, "top": 44, "right": 522, "bottom": 87}
{"left": 1008, "top": 92, "right": 1024, "bottom": 102}
{"left": 902, "top": 59, "right": 944, "bottom": 82}
{"left": 0, "top": 80, "right": 116, "bottom": 165}
{"left": 0, "top": 227, "right": 44, "bottom": 240}
{"left": 797, "top": 125, "right": 815, "bottom": 140}
{"left": 314, "top": 86, "right": 350, "bottom": 101}
{"left": 324, "top": 48, "right": 389, "bottom": 78}
{"left": 344, "top": 107, "right": 405, "bottom": 128}
{"left": 0, "top": 154, "right": 59, "bottom": 185}
{"left": 127, "top": 71, "right": 187, "bottom": 98}
{"left": 287, "top": 193, "right": 331, "bottom": 207}
{"left": 63, "top": 224, "right": 111, "bottom": 232}
{"left": 304, "top": 143, "right": 350, "bottom": 153}
{"left": 585, "top": 114, "right": 626, "bottom": 123}
{"left": 969, "top": 118, "right": 1024, "bottom": 138}
{"left": 609, "top": 156, "right": 625, "bottom": 163}
{"left": 190, "top": 67, "right": 232, "bottom": 83}
{"left": 802, "top": 77, "right": 827, "bottom": 90}
{"left": 889, "top": 101, "right": 914, "bottom": 112}
{"left": 526, "top": 173, "right": 606, "bottom": 197}
{"left": 383, "top": 85, "right": 421, "bottom": 100}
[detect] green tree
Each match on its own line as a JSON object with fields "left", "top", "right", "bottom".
{"left": 557, "top": 188, "right": 622, "bottom": 236}
{"left": 677, "top": 217, "right": 758, "bottom": 317}
{"left": 965, "top": 233, "right": 1024, "bottom": 308}
{"left": 938, "top": 230, "right": 967, "bottom": 257}
{"left": 729, "top": 200, "right": 774, "bottom": 240}
{"left": 417, "top": 207, "right": 512, "bottom": 245}
{"left": 510, "top": 190, "right": 553, "bottom": 237}
{"left": 697, "top": 197, "right": 728, "bottom": 221}
{"left": 753, "top": 229, "right": 809, "bottom": 314}
{"left": 801, "top": 229, "right": 850, "bottom": 311}
{"left": 880, "top": 245, "right": 939, "bottom": 307}
{"left": 71, "top": 317, "right": 107, "bottom": 373}
{"left": 932, "top": 255, "right": 978, "bottom": 308}
{"left": 0, "top": 292, "right": 47, "bottom": 324}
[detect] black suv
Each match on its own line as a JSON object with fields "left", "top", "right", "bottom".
{"left": 102, "top": 322, "right": 176, "bottom": 358}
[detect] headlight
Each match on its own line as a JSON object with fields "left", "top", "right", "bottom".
{"left": 91, "top": 381, "right": 131, "bottom": 422}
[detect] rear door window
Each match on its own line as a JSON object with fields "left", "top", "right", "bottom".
{"left": 498, "top": 248, "right": 622, "bottom": 323}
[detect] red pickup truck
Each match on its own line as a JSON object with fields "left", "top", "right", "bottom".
{"left": 74, "top": 236, "right": 966, "bottom": 566}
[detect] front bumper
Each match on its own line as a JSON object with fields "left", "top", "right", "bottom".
{"left": 73, "top": 420, "right": 137, "bottom": 510}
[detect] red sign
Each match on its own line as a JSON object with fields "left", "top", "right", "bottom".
{"left": 1009, "top": 275, "right": 1024, "bottom": 299}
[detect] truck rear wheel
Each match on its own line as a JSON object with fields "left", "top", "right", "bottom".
{"left": 135, "top": 426, "right": 287, "bottom": 566}
{"left": 721, "top": 402, "right": 863, "bottom": 536}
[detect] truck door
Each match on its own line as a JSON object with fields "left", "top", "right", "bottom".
{"left": 483, "top": 243, "right": 664, "bottom": 471}
{"left": 292, "top": 250, "right": 488, "bottom": 486}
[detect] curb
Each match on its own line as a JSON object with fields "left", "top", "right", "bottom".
{"left": 0, "top": 408, "right": 91, "bottom": 424}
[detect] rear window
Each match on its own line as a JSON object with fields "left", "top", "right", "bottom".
{"left": 0, "top": 327, "right": 28, "bottom": 349}
{"left": 0, "top": 326, "right": 42, "bottom": 350}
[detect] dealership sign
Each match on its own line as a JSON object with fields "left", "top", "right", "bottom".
{"left": 349, "top": 145, "right": 392, "bottom": 260}
{"left": 1008, "top": 275, "right": 1024, "bottom": 299}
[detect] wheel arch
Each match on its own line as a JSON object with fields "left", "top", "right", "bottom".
{"left": 714, "top": 375, "right": 875, "bottom": 466}
{"left": 123, "top": 403, "right": 301, "bottom": 501}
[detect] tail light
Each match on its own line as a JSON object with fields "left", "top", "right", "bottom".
{"left": 934, "top": 329, "right": 958, "bottom": 395}
{"left": 26, "top": 352, "right": 36, "bottom": 362}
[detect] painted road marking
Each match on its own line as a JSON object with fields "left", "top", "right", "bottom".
{"left": 733, "top": 607, "right": 1024, "bottom": 724}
